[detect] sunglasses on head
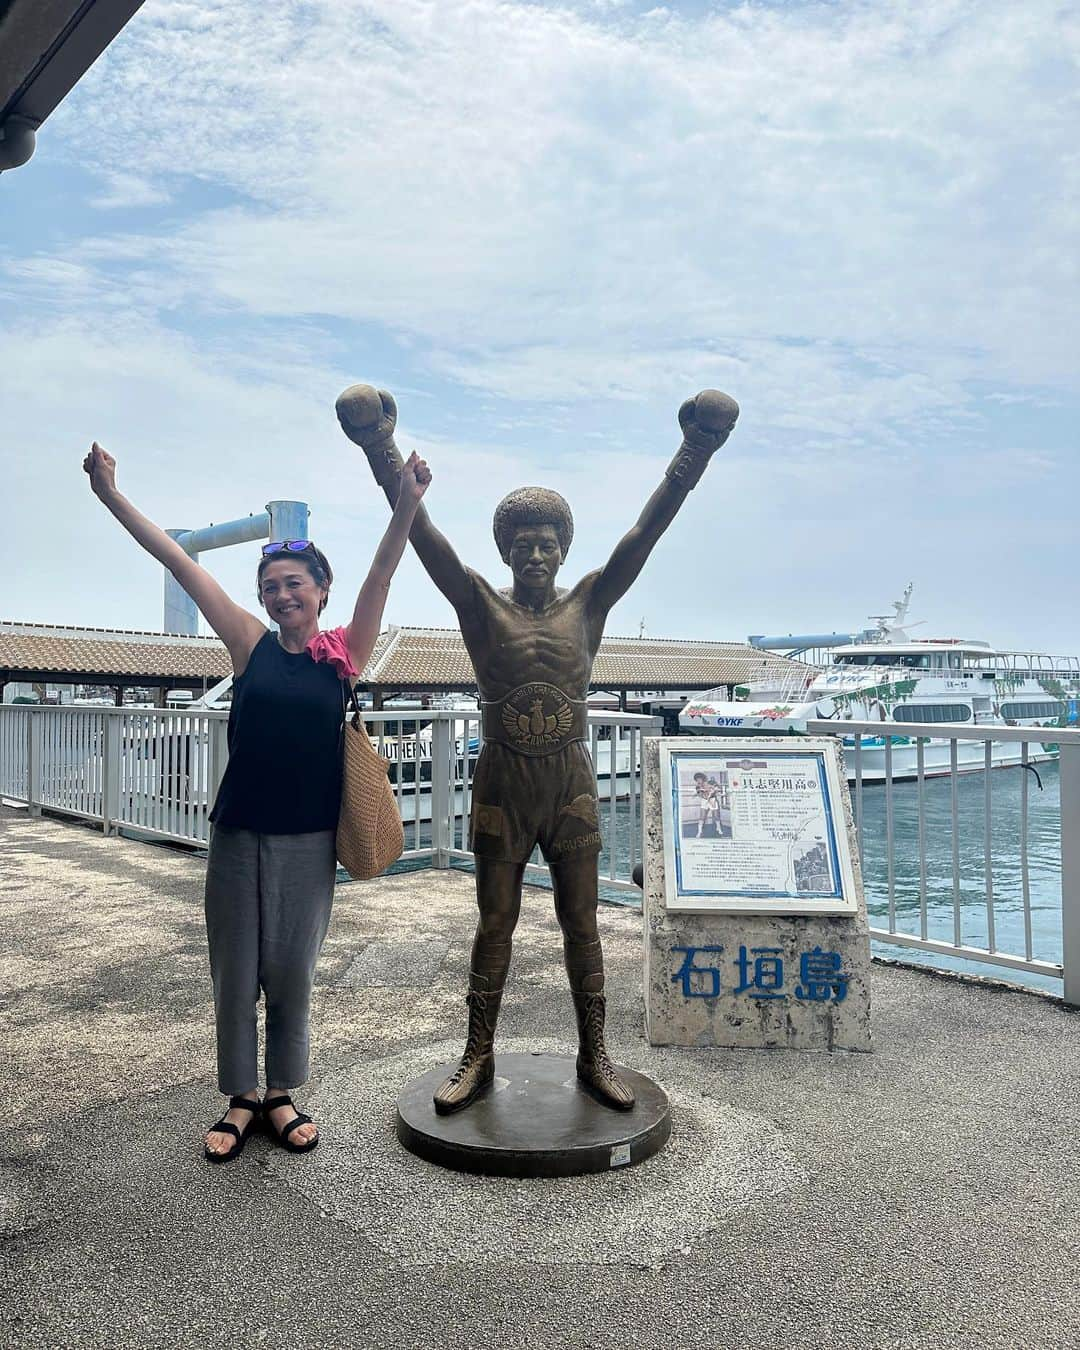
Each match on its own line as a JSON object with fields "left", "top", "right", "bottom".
{"left": 262, "top": 540, "right": 316, "bottom": 557}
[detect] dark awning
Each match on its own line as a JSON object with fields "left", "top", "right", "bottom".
{"left": 0, "top": 0, "right": 146, "bottom": 170}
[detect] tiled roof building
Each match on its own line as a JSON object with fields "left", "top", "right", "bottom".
{"left": 363, "top": 626, "right": 809, "bottom": 693}
{"left": 1, "top": 620, "right": 810, "bottom": 699}
{"left": 0, "top": 621, "right": 230, "bottom": 691}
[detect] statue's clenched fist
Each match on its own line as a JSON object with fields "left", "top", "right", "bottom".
{"left": 664, "top": 389, "right": 739, "bottom": 490}
{"left": 336, "top": 383, "right": 409, "bottom": 491}
{"left": 677, "top": 390, "right": 740, "bottom": 454}
{"left": 335, "top": 384, "right": 397, "bottom": 450}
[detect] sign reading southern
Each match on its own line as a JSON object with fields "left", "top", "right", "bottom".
{"left": 658, "top": 739, "right": 858, "bottom": 914}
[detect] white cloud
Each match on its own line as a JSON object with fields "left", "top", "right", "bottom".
{"left": 88, "top": 172, "right": 170, "bottom": 209}
{"left": 3, "top": 258, "right": 99, "bottom": 296}
{"left": 3, "top": 0, "right": 1079, "bottom": 651}
{"left": 32, "top": 0, "right": 1076, "bottom": 436}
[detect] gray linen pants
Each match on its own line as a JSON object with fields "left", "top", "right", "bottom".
{"left": 204, "top": 825, "right": 337, "bottom": 1095}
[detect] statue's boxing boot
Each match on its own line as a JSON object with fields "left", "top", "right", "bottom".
{"left": 433, "top": 940, "right": 510, "bottom": 1114}
{"left": 566, "top": 940, "right": 635, "bottom": 1111}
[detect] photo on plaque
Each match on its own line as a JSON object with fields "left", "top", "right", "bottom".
{"left": 658, "top": 739, "right": 858, "bottom": 914}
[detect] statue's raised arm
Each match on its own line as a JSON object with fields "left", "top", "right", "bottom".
{"left": 336, "top": 385, "right": 474, "bottom": 612}
{"left": 591, "top": 390, "right": 739, "bottom": 616}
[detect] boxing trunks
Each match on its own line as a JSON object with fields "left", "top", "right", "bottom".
{"left": 469, "top": 683, "right": 601, "bottom": 865}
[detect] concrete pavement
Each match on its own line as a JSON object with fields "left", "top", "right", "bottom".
{"left": 2, "top": 808, "right": 1079, "bottom": 1349}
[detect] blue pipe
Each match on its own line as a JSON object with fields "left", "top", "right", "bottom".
{"left": 163, "top": 500, "right": 309, "bottom": 634}
{"left": 748, "top": 630, "right": 878, "bottom": 650}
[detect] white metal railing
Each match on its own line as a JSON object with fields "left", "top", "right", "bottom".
{"left": 2, "top": 705, "right": 231, "bottom": 846}
{"left": 802, "top": 659, "right": 1080, "bottom": 682}
{"left": 807, "top": 719, "right": 1080, "bottom": 1005}
{"left": 737, "top": 652, "right": 1080, "bottom": 689}
{"left": 982, "top": 652, "right": 1080, "bottom": 677}
{"left": 7, "top": 705, "right": 1075, "bottom": 998}
{"left": 0, "top": 705, "right": 661, "bottom": 893}
{"left": 741, "top": 671, "right": 820, "bottom": 700}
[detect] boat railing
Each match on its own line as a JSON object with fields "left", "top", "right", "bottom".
{"left": 0, "top": 704, "right": 663, "bottom": 895}
{"left": 818, "top": 655, "right": 1080, "bottom": 680}
{"left": 982, "top": 652, "right": 1080, "bottom": 677}
{"left": 807, "top": 662, "right": 947, "bottom": 688}
{"left": 738, "top": 671, "right": 820, "bottom": 702}
{"left": 806, "top": 717, "right": 1080, "bottom": 1005}
{"left": 746, "top": 661, "right": 998, "bottom": 697}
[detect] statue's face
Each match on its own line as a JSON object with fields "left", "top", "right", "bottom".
{"left": 508, "top": 524, "right": 562, "bottom": 590}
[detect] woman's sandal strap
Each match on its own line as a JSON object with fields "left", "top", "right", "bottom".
{"left": 227, "top": 1096, "right": 261, "bottom": 1113}
{"left": 209, "top": 1119, "right": 242, "bottom": 1142}
{"left": 264, "top": 1098, "right": 316, "bottom": 1145}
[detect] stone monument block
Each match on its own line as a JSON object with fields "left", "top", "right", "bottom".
{"left": 642, "top": 736, "right": 872, "bottom": 1052}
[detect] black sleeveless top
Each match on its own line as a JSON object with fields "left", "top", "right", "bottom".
{"left": 210, "top": 631, "right": 344, "bottom": 834}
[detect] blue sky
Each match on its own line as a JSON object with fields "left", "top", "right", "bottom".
{"left": 2, "top": 0, "right": 1077, "bottom": 653}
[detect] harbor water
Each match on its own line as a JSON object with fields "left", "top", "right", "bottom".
{"left": 856, "top": 760, "right": 1063, "bottom": 992}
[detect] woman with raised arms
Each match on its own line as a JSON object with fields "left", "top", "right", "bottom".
{"left": 84, "top": 441, "right": 430, "bottom": 1162}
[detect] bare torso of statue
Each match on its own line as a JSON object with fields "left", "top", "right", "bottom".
{"left": 337, "top": 383, "right": 738, "bottom": 1114}
{"left": 461, "top": 573, "right": 602, "bottom": 704}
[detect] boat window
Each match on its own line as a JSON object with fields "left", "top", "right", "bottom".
{"left": 892, "top": 704, "right": 972, "bottom": 723}
{"left": 948, "top": 654, "right": 962, "bottom": 670}
{"left": 894, "top": 654, "right": 930, "bottom": 669}
{"left": 1000, "top": 701, "right": 1064, "bottom": 720}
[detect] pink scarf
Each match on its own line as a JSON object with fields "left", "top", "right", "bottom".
{"left": 305, "top": 625, "right": 358, "bottom": 679}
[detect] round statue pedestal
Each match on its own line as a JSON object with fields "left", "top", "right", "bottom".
{"left": 395, "top": 1052, "right": 671, "bottom": 1177}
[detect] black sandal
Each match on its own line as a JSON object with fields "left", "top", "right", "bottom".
{"left": 203, "top": 1095, "right": 261, "bottom": 1164}
{"left": 263, "top": 1094, "right": 319, "bottom": 1154}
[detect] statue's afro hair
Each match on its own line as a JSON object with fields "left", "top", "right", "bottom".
{"left": 492, "top": 487, "right": 574, "bottom": 562}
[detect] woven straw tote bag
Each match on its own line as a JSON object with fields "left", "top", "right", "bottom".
{"left": 337, "top": 680, "right": 404, "bottom": 880}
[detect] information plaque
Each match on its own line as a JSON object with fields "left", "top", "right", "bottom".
{"left": 658, "top": 738, "right": 858, "bottom": 915}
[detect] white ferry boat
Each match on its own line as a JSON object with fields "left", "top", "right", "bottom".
{"left": 679, "top": 588, "right": 1080, "bottom": 781}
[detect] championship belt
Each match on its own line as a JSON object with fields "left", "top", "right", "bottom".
{"left": 482, "top": 683, "right": 588, "bottom": 757}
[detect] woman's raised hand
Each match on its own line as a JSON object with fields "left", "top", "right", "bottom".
{"left": 83, "top": 442, "right": 118, "bottom": 500}
{"left": 398, "top": 450, "right": 432, "bottom": 506}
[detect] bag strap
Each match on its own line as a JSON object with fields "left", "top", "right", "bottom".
{"left": 340, "top": 676, "right": 365, "bottom": 726}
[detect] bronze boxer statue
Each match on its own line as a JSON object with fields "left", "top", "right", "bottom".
{"left": 337, "top": 385, "right": 738, "bottom": 1113}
